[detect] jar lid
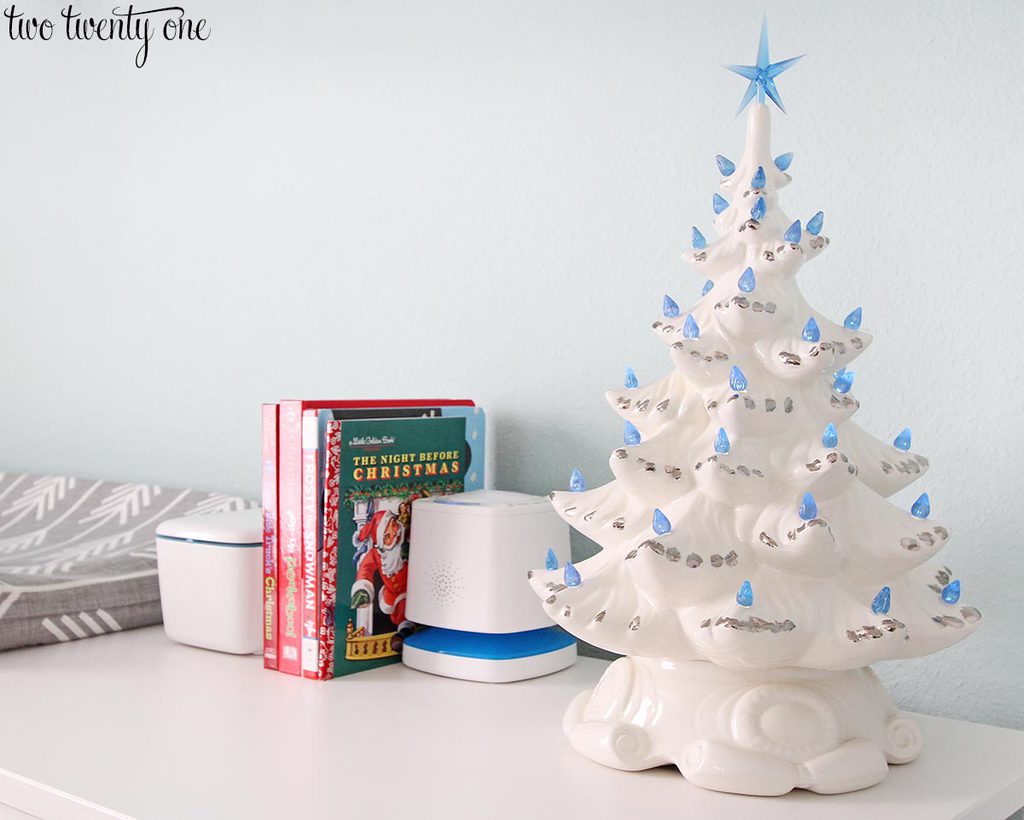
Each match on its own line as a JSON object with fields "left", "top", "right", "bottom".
{"left": 156, "top": 508, "right": 261, "bottom": 546}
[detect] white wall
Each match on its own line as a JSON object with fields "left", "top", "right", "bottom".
{"left": 1, "top": 1, "right": 1021, "bottom": 729}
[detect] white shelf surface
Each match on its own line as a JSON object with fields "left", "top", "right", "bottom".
{"left": 0, "top": 627, "right": 1022, "bottom": 820}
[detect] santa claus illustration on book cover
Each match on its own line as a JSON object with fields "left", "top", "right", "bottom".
{"left": 350, "top": 501, "right": 415, "bottom": 644}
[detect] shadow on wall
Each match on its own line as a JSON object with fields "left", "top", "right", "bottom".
{"left": 489, "top": 409, "right": 616, "bottom": 661}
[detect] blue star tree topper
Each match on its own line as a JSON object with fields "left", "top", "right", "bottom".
{"left": 726, "top": 17, "right": 804, "bottom": 114}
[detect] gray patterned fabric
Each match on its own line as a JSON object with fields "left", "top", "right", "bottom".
{"left": 0, "top": 472, "right": 254, "bottom": 651}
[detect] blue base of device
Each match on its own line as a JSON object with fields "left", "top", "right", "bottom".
{"left": 403, "top": 625, "right": 574, "bottom": 660}
{"left": 402, "top": 625, "right": 577, "bottom": 682}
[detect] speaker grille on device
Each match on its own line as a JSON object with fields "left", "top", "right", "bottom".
{"left": 427, "top": 560, "right": 465, "bottom": 611}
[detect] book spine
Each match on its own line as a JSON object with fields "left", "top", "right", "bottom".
{"left": 260, "top": 404, "right": 279, "bottom": 670}
{"left": 276, "top": 400, "right": 303, "bottom": 675}
{"left": 300, "top": 411, "right": 321, "bottom": 679}
{"left": 318, "top": 420, "right": 342, "bottom": 680}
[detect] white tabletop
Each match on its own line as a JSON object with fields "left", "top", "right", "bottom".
{"left": 0, "top": 627, "right": 1022, "bottom": 820}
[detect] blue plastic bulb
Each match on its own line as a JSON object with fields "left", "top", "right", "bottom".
{"left": 569, "top": 468, "right": 586, "bottom": 493}
{"left": 702, "top": 279, "right": 714, "bottom": 296}
{"left": 799, "top": 492, "right": 818, "bottom": 521}
{"left": 729, "top": 366, "right": 748, "bottom": 392}
{"left": 941, "top": 579, "right": 960, "bottom": 605}
{"left": 807, "top": 211, "right": 824, "bottom": 235}
{"left": 802, "top": 317, "right": 821, "bottom": 342}
{"left": 750, "top": 196, "right": 766, "bottom": 221}
{"left": 736, "top": 580, "right": 753, "bottom": 608}
{"left": 844, "top": 307, "right": 863, "bottom": 330}
{"left": 893, "top": 428, "right": 912, "bottom": 451}
{"left": 784, "top": 220, "right": 802, "bottom": 243}
{"left": 692, "top": 227, "right": 708, "bottom": 250}
{"left": 624, "top": 421, "right": 641, "bottom": 446}
{"left": 682, "top": 314, "right": 700, "bottom": 339}
{"left": 714, "top": 427, "right": 731, "bottom": 454}
{"left": 713, "top": 193, "right": 729, "bottom": 215}
{"left": 738, "top": 267, "right": 756, "bottom": 293}
{"left": 564, "top": 561, "right": 581, "bottom": 587}
{"left": 652, "top": 508, "right": 672, "bottom": 535}
{"left": 715, "top": 154, "right": 735, "bottom": 176}
{"left": 911, "top": 493, "right": 931, "bottom": 519}
{"left": 545, "top": 548, "right": 558, "bottom": 571}
{"left": 663, "top": 294, "right": 680, "bottom": 318}
{"left": 833, "top": 369, "right": 855, "bottom": 394}
{"left": 751, "top": 165, "right": 766, "bottom": 189}
{"left": 624, "top": 367, "right": 638, "bottom": 390}
{"left": 774, "top": 152, "right": 794, "bottom": 172}
{"left": 822, "top": 423, "right": 838, "bottom": 448}
{"left": 872, "top": 586, "right": 891, "bottom": 615}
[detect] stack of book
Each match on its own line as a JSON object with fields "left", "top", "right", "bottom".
{"left": 260, "top": 399, "right": 484, "bottom": 679}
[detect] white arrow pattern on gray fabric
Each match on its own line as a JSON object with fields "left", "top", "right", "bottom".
{"left": 0, "top": 472, "right": 255, "bottom": 651}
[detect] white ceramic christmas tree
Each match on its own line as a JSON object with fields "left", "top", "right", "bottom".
{"left": 530, "top": 20, "right": 980, "bottom": 796}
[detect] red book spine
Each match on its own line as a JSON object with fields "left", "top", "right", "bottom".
{"left": 260, "top": 404, "right": 279, "bottom": 670}
{"left": 276, "top": 400, "right": 304, "bottom": 675}
{"left": 300, "top": 411, "right": 321, "bottom": 679}
{"left": 318, "top": 420, "right": 342, "bottom": 680}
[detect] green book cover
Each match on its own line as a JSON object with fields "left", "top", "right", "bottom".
{"left": 331, "top": 415, "right": 467, "bottom": 677}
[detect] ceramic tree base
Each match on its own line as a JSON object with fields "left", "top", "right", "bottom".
{"left": 564, "top": 657, "right": 923, "bottom": 796}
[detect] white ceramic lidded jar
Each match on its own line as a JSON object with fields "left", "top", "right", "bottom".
{"left": 156, "top": 508, "right": 263, "bottom": 655}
